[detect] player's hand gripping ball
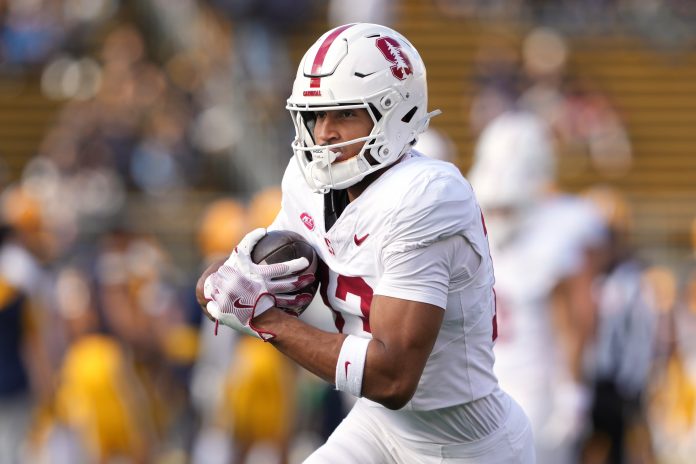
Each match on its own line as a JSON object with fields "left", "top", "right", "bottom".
{"left": 250, "top": 230, "right": 319, "bottom": 316}
{"left": 204, "top": 228, "right": 318, "bottom": 339}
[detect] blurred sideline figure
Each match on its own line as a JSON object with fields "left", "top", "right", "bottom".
{"left": 218, "top": 330, "right": 296, "bottom": 464}
{"left": 468, "top": 110, "right": 607, "bottom": 464}
{"left": 579, "top": 186, "right": 658, "bottom": 464}
{"left": 97, "top": 231, "right": 199, "bottom": 460}
{"left": 0, "top": 185, "right": 52, "bottom": 464}
{"left": 32, "top": 226, "right": 201, "bottom": 463}
{"left": 191, "top": 197, "right": 246, "bottom": 464}
{"left": 518, "top": 27, "right": 633, "bottom": 178}
{"left": 24, "top": 262, "right": 158, "bottom": 464}
{"left": 645, "top": 219, "right": 696, "bottom": 463}
{"left": 192, "top": 190, "right": 298, "bottom": 464}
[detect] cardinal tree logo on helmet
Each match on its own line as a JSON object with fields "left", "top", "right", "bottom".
{"left": 375, "top": 37, "right": 413, "bottom": 80}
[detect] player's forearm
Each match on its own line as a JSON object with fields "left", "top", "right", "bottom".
{"left": 253, "top": 308, "right": 347, "bottom": 385}
{"left": 360, "top": 338, "right": 421, "bottom": 409}
{"left": 253, "top": 307, "right": 427, "bottom": 410}
{"left": 553, "top": 266, "right": 597, "bottom": 381}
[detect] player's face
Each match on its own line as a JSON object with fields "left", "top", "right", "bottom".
{"left": 312, "top": 108, "right": 374, "bottom": 162}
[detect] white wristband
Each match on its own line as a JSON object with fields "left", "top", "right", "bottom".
{"left": 335, "top": 335, "right": 370, "bottom": 397}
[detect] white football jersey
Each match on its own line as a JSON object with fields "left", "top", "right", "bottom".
{"left": 490, "top": 195, "right": 605, "bottom": 423}
{"left": 270, "top": 150, "right": 499, "bottom": 410}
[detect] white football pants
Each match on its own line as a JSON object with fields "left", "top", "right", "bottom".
{"left": 304, "top": 396, "right": 535, "bottom": 464}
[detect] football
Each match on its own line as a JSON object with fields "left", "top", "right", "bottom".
{"left": 250, "top": 230, "right": 319, "bottom": 316}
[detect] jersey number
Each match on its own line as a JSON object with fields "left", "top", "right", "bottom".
{"left": 319, "top": 262, "right": 373, "bottom": 333}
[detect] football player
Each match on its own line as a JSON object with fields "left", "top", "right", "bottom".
{"left": 468, "top": 110, "right": 607, "bottom": 464}
{"left": 198, "top": 23, "right": 534, "bottom": 463}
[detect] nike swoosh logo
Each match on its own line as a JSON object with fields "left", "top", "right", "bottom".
{"left": 344, "top": 361, "right": 351, "bottom": 376}
{"left": 354, "top": 233, "right": 370, "bottom": 246}
{"left": 232, "top": 298, "right": 254, "bottom": 310}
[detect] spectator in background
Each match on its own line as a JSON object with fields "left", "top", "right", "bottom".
{"left": 130, "top": 94, "right": 198, "bottom": 196}
{"left": 210, "top": 0, "right": 314, "bottom": 107}
{"left": 468, "top": 33, "right": 521, "bottom": 134}
{"left": 468, "top": 26, "right": 633, "bottom": 179}
{"left": 0, "top": 0, "right": 63, "bottom": 71}
{"left": 518, "top": 27, "right": 633, "bottom": 178}
{"left": 434, "top": 0, "right": 527, "bottom": 21}
{"left": 202, "top": 0, "right": 318, "bottom": 190}
{"left": 580, "top": 185, "right": 658, "bottom": 464}
{"left": 468, "top": 110, "right": 607, "bottom": 464}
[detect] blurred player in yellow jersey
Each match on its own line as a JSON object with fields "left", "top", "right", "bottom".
{"left": 219, "top": 331, "right": 297, "bottom": 463}
{"left": 29, "top": 266, "right": 156, "bottom": 463}
{"left": 0, "top": 185, "right": 53, "bottom": 464}
{"left": 646, "top": 218, "right": 696, "bottom": 463}
{"left": 54, "top": 333, "right": 153, "bottom": 462}
{"left": 192, "top": 188, "right": 298, "bottom": 464}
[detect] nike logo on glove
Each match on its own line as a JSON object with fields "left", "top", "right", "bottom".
{"left": 344, "top": 361, "right": 351, "bottom": 376}
{"left": 353, "top": 233, "right": 369, "bottom": 246}
{"left": 232, "top": 298, "right": 254, "bottom": 310}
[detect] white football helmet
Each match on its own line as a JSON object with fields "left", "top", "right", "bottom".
{"left": 286, "top": 23, "right": 440, "bottom": 193}
{"left": 468, "top": 110, "right": 555, "bottom": 210}
{"left": 467, "top": 111, "right": 556, "bottom": 247}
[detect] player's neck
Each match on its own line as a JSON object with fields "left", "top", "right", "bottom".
{"left": 346, "top": 163, "right": 394, "bottom": 202}
{"left": 347, "top": 172, "right": 377, "bottom": 201}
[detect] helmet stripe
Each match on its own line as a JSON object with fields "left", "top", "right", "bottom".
{"left": 309, "top": 24, "right": 355, "bottom": 88}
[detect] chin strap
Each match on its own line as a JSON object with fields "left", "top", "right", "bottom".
{"left": 307, "top": 149, "right": 370, "bottom": 192}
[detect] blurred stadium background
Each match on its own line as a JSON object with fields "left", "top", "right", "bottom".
{"left": 1, "top": 0, "right": 695, "bottom": 463}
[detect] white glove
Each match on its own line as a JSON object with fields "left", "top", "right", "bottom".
{"left": 274, "top": 289, "right": 316, "bottom": 315}
{"left": 204, "top": 228, "right": 311, "bottom": 340}
{"left": 272, "top": 269, "right": 318, "bottom": 315}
